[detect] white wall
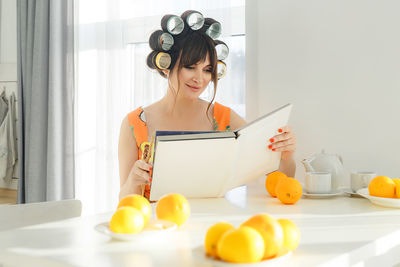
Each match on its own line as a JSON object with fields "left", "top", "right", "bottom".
{"left": 246, "top": 0, "right": 400, "bottom": 185}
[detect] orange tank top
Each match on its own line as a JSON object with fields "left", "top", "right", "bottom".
{"left": 127, "top": 102, "right": 231, "bottom": 199}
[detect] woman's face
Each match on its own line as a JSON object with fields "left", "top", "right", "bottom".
{"left": 169, "top": 54, "right": 213, "bottom": 100}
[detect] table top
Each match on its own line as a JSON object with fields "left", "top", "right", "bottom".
{"left": 1, "top": 180, "right": 400, "bottom": 267}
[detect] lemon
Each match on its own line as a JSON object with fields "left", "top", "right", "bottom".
{"left": 278, "top": 218, "right": 301, "bottom": 251}
{"left": 368, "top": 176, "right": 395, "bottom": 198}
{"left": 217, "top": 226, "right": 265, "bottom": 263}
{"left": 118, "top": 194, "right": 152, "bottom": 225}
{"left": 204, "top": 222, "right": 235, "bottom": 258}
{"left": 155, "top": 193, "right": 190, "bottom": 226}
{"left": 241, "top": 213, "right": 284, "bottom": 259}
{"left": 393, "top": 179, "right": 400, "bottom": 198}
{"left": 109, "top": 207, "right": 145, "bottom": 234}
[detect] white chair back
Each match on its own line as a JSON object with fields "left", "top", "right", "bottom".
{"left": 0, "top": 199, "right": 82, "bottom": 231}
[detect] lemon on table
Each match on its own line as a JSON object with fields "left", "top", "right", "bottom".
{"left": 109, "top": 206, "right": 145, "bottom": 234}
{"left": 278, "top": 218, "right": 301, "bottom": 251}
{"left": 241, "top": 213, "right": 284, "bottom": 259}
{"left": 265, "top": 171, "right": 287, "bottom": 197}
{"left": 156, "top": 193, "right": 190, "bottom": 226}
{"left": 204, "top": 222, "right": 235, "bottom": 258}
{"left": 118, "top": 194, "right": 152, "bottom": 224}
{"left": 392, "top": 179, "right": 400, "bottom": 198}
{"left": 217, "top": 226, "right": 265, "bottom": 263}
{"left": 368, "top": 176, "right": 395, "bottom": 198}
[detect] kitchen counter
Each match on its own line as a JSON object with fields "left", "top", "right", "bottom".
{"left": 1, "top": 181, "right": 400, "bottom": 267}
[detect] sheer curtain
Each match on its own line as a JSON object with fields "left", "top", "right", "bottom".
{"left": 75, "top": 0, "right": 245, "bottom": 215}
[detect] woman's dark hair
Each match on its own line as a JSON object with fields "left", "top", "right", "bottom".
{"left": 160, "top": 31, "right": 218, "bottom": 122}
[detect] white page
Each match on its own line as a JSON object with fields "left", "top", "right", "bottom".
{"left": 222, "top": 104, "right": 292, "bottom": 193}
{"left": 150, "top": 137, "right": 236, "bottom": 201}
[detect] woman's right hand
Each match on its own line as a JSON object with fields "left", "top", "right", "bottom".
{"left": 128, "top": 159, "right": 153, "bottom": 187}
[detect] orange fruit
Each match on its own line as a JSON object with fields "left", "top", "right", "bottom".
{"left": 368, "top": 176, "right": 395, "bottom": 198}
{"left": 205, "top": 222, "right": 235, "bottom": 258}
{"left": 155, "top": 193, "right": 190, "bottom": 226}
{"left": 278, "top": 219, "right": 301, "bottom": 251}
{"left": 217, "top": 226, "right": 265, "bottom": 263}
{"left": 118, "top": 194, "right": 152, "bottom": 224}
{"left": 241, "top": 213, "right": 284, "bottom": 259}
{"left": 265, "top": 171, "right": 287, "bottom": 197}
{"left": 275, "top": 177, "right": 303, "bottom": 204}
{"left": 392, "top": 179, "right": 400, "bottom": 198}
{"left": 109, "top": 206, "right": 144, "bottom": 234}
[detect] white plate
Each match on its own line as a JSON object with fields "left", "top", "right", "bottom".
{"left": 302, "top": 189, "right": 344, "bottom": 199}
{"left": 357, "top": 188, "right": 400, "bottom": 208}
{"left": 193, "top": 246, "right": 292, "bottom": 267}
{"left": 95, "top": 219, "right": 177, "bottom": 241}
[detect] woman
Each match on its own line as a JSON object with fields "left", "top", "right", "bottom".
{"left": 118, "top": 11, "right": 296, "bottom": 200}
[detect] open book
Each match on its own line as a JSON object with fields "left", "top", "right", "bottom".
{"left": 149, "top": 103, "right": 292, "bottom": 201}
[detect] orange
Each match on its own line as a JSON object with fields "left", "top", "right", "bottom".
{"left": 392, "top": 179, "right": 400, "bottom": 198}
{"left": 368, "top": 176, "right": 395, "bottom": 198}
{"left": 205, "top": 222, "right": 235, "bottom": 258}
{"left": 275, "top": 177, "right": 303, "bottom": 204}
{"left": 241, "top": 213, "right": 284, "bottom": 259}
{"left": 155, "top": 193, "right": 190, "bottom": 226}
{"left": 277, "top": 219, "right": 301, "bottom": 251}
{"left": 217, "top": 226, "right": 265, "bottom": 263}
{"left": 118, "top": 194, "right": 152, "bottom": 225}
{"left": 265, "top": 171, "right": 287, "bottom": 197}
{"left": 109, "top": 206, "right": 144, "bottom": 234}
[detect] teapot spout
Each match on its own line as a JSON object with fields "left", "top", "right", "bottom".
{"left": 302, "top": 159, "right": 315, "bottom": 172}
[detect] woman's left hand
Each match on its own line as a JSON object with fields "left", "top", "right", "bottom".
{"left": 268, "top": 126, "right": 296, "bottom": 160}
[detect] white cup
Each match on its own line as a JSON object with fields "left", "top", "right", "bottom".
{"left": 305, "top": 172, "right": 332, "bottom": 194}
{"left": 351, "top": 171, "right": 376, "bottom": 192}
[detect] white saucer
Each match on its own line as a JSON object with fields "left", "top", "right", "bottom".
{"left": 357, "top": 188, "right": 400, "bottom": 208}
{"left": 95, "top": 219, "right": 177, "bottom": 241}
{"left": 303, "top": 189, "right": 344, "bottom": 199}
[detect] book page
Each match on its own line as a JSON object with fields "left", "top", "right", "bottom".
{"left": 150, "top": 137, "right": 236, "bottom": 201}
{"left": 222, "top": 104, "right": 292, "bottom": 193}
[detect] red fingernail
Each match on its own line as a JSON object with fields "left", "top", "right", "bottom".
{"left": 149, "top": 167, "right": 152, "bottom": 171}
{"left": 149, "top": 178, "right": 152, "bottom": 183}
{"left": 278, "top": 129, "right": 283, "bottom": 133}
{"left": 272, "top": 149, "right": 276, "bottom": 151}
{"left": 268, "top": 145, "right": 273, "bottom": 149}
{"left": 269, "top": 138, "right": 274, "bottom": 143}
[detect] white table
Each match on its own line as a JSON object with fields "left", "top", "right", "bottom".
{"left": 1, "top": 181, "right": 400, "bottom": 267}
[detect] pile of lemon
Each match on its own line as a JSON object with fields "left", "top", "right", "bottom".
{"left": 109, "top": 193, "right": 190, "bottom": 234}
{"left": 265, "top": 171, "right": 303, "bottom": 204}
{"left": 369, "top": 176, "right": 400, "bottom": 198}
{"left": 204, "top": 213, "right": 300, "bottom": 263}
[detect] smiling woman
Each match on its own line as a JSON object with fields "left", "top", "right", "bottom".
{"left": 74, "top": 1, "right": 245, "bottom": 215}
{"left": 118, "top": 11, "right": 243, "bottom": 200}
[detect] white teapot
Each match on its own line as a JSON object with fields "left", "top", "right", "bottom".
{"left": 302, "top": 149, "right": 346, "bottom": 190}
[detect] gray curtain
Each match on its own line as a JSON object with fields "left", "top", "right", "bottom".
{"left": 17, "top": 0, "right": 75, "bottom": 203}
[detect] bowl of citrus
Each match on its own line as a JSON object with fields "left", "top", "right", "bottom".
{"left": 95, "top": 193, "right": 190, "bottom": 241}
{"left": 200, "top": 213, "right": 300, "bottom": 266}
{"left": 357, "top": 176, "right": 400, "bottom": 208}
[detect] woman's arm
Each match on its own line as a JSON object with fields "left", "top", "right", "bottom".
{"left": 118, "top": 117, "right": 152, "bottom": 199}
{"left": 231, "top": 110, "right": 296, "bottom": 178}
